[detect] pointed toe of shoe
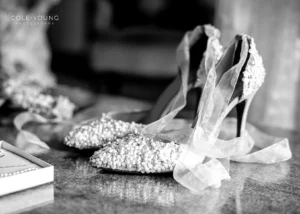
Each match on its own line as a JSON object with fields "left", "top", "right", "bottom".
{"left": 64, "top": 121, "right": 107, "bottom": 150}
{"left": 90, "top": 133, "right": 182, "bottom": 173}
{"left": 64, "top": 115, "right": 145, "bottom": 150}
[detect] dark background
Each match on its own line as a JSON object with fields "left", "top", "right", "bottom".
{"left": 48, "top": 0, "right": 214, "bottom": 102}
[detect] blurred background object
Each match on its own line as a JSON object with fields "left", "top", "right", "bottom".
{"left": 48, "top": 0, "right": 214, "bottom": 101}
{"left": 0, "top": 0, "right": 59, "bottom": 87}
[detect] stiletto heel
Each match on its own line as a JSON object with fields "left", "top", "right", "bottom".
{"left": 236, "top": 97, "right": 252, "bottom": 137}
{"left": 64, "top": 25, "right": 223, "bottom": 150}
{"left": 236, "top": 100, "right": 246, "bottom": 137}
{"left": 194, "top": 88, "right": 202, "bottom": 117}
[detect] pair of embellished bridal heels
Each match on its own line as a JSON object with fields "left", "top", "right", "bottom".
{"left": 64, "top": 26, "right": 291, "bottom": 188}
{"left": 89, "top": 34, "right": 266, "bottom": 174}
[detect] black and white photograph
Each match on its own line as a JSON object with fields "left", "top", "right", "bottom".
{"left": 0, "top": 0, "right": 299, "bottom": 213}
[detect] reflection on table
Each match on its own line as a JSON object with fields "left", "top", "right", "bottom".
{"left": 0, "top": 184, "right": 54, "bottom": 214}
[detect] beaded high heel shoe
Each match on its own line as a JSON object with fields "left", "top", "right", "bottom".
{"left": 64, "top": 25, "right": 223, "bottom": 150}
{"left": 90, "top": 34, "right": 290, "bottom": 176}
{"left": 172, "top": 34, "right": 267, "bottom": 189}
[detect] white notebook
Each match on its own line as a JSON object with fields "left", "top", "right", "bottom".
{"left": 0, "top": 141, "right": 54, "bottom": 197}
